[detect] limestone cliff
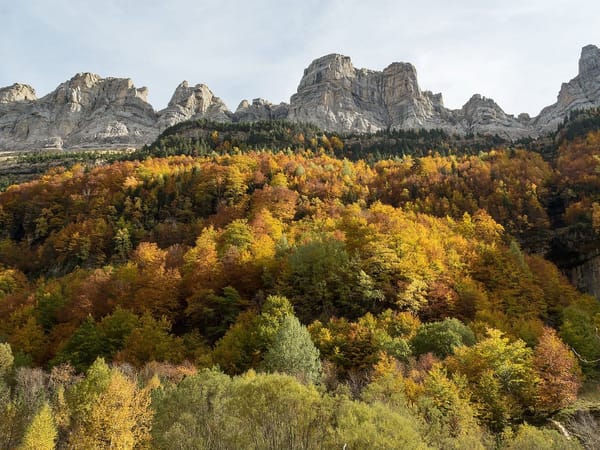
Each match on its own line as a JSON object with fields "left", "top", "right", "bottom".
{"left": 0, "top": 73, "right": 157, "bottom": 150}
{"left": 157, "top": 81, "right": 231, "bottom": 132}
{"left": 0, "top": 83, "right": 37, "bottom": 103}
{"left": 459, "top": 94, "right": 532, "bottom": 139}
{"left": 1, "top": 44, "right": 600, "bottom": 150}
{"left": 287, "top": 54, "right": 536, "bottom": 139}
{"left": 535, "top": 45, "right": 600, "bottom": 134}
{"left": 568, "top": 253, "right": 600, "bottom": 300}
{"left": 287, "top": 54, "right": 454, "bottom": 134}
{"left": 234, "top": 98, "right": 289, "bottom": 122}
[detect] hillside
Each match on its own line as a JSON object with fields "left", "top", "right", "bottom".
{"left": 1, "top": 107, "right": 600, "bottom": 448}
{"left": 1, "top": 117, "right": 600, "bottom": 446}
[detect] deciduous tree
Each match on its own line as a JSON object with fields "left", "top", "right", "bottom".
{"left": 18, "top": 403, "right": 57, "bottom": 450}
{"left": 262, "top": 314, "right": 321, "bottom": 384}
{"left": 533, "top": 327, "right": 582, "bottom": 412}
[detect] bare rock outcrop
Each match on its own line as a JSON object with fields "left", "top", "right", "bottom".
{"left": 1, "top": 44, "right": 600, "bottom": 150}
{"left": 234, "top": 98, "right": 289, "bottom": 122}
{"left": 286, "top": 45, "right": 600, "bottom": 138}
{"left": 286, "top": 53, "right": 531, "bottom": 138}
{"left": 535, "top": 44, "right": 600, "bottom": 134}
{"left": 0, "top": 73, "right": 157, "bottom": 150}
{"left": 287, "top": 54, "right": 390, "bottom": 133}
{"left": 0, "top": 84, "right": 37, "bottom": 103}
{"left": 458, "top": 94, "right": 532, "bottom": 139}
{"left": 157, "top": 81, "right": 231, "bottom": 131}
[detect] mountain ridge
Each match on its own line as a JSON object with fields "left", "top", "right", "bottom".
{"left": 1, "top": 44, "right": 599, "bottom": 150}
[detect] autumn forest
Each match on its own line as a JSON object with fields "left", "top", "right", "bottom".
{"left": 1, "top": 112, "right": 600, "bottom": 449}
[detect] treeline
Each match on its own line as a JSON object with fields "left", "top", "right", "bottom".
{"left": 141, "top": 119, "right": 509, "bottom": 162}
{"left": 3, "top": 106, "right": 598, "bottom": 192}
{"left": 557, "top": 107, "right": 600, "bottom": 144}
{"left": 139, "top": 119, "right": 330, "bottom": 159}
{"left": 142, "top": 110, "right": 600, "bottom": 163}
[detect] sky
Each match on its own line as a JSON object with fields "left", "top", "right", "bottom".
{"left": 1, "top": 0, "right": 599, "bottom": 117}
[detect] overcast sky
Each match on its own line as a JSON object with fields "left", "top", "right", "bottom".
{"left": 1, "top": 0, "right": 599, "bottom": 116}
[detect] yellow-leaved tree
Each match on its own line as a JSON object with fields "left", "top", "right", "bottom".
{"left": 18, "top": 403, "right": 57, "bottom": 450}
{"left": 67, "top": 358, "right": 154, "bottom": 449}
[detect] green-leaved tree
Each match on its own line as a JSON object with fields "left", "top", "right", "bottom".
{"left": 262, "top": 314, "right": 322, "bottom": 384}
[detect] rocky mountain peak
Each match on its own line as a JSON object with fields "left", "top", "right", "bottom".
{"left": 47, "top": 73, "right": 150, "bottom": 109}
{"left": 68, "top": 72, "right": 102, "bottom": 89}
{"left": 236, "top": 99, "right": 250, "bottom": 110}
{"left": 0, "top": 83, "right": 37, "bottom": 103}
{"left": 234, "top": 98, "right": 288, "bottom": 122}
{"left": 176, "top": 82, "right": 226, "bottom": 111}
{"left": 289, "top": 54, "right": 450, "bottom": 133}
{"left": 2, "top": 44, "right": 600, "bottom": 150}
{"left": 534, "top": 44, "right": 600, "bottom": 134}
{"left": 251, "top": 98, "right": 271, "bottom": 107}
{"left": 463, "top": 94, "right": 502, "bottom": 111}
{"left": 384, "top": 62, "right": 418, "bottom": 78}
{"left": 157, "top": 81, "right": 230, "bottom": 131}
{"left": 458, "top": 94, "right": 531, "bottom": 139}
{"left": 579, "top": 44, "right": 600, "bottom": 77}
{"left": 168, "top": 81, "right": 208, "bottom": 107}
{"left": 0, "top": 73, "right": 157, "bottom": 151}
{"left": 234, "top": 98, "right": 272, "bottom": 112}
{"left": 297, "top": 53, "right": 355, "bottom": 90}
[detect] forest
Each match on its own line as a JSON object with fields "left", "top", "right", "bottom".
{"left": 0, "top": 114, "right": 599, "bottom": 448}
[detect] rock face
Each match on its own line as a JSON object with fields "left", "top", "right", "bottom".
{"left": 287, "top": 46, "right": 600, "bottom": 138}
{"left": 1, "top": 44, "right": 600, "bottom": 150}
{"left": 287, "top": 54, "right": 456, "bottom": 134}
{"left": 0, "top": 84, "right": 37, "bottom": 103}
{"left": 459, "top": 94, "right": 532, "bottom": 138}
{"left": 535, "top": 45, "right": 600, "bottom": 134}
{"left": 234, "top": 98, "right": 289, "bottom": 122}
{"left": 0, "top": 73, "right": 157, "bottom": 150}
{"left": 567, "top": 253, "right": 600, "bottom": 300}
{"left": 287, "top": 54, "right": 536, "bottom": 139}
{"left": 157, "top": 81, "right": 231, "bottom": 132}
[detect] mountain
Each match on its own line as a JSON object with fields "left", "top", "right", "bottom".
{"left": 0, "top": 73, "right": 157, "bottom": 150}
{"left": 286, "top": 54, "right": 533, "bottom": 138}
{"left": 535, "top": 44, "right": 600, "bottom": 134}
{"left": 1, "top": 45, "right": 599, "bottom": 150}
{"left": 156, "top": 81, "right": 231, "bottom": 132}
{"left": 287, "top": 55, "right": 448, "bottom": 133}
